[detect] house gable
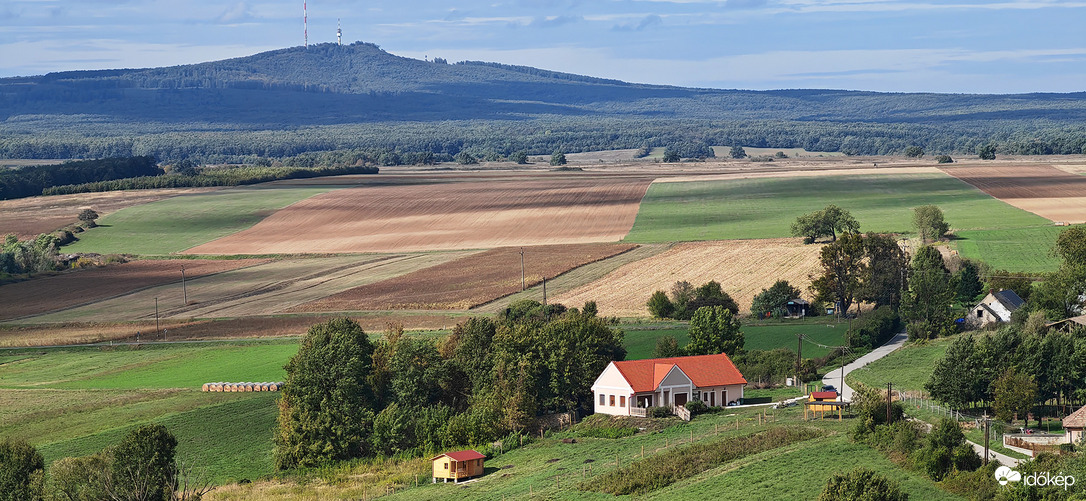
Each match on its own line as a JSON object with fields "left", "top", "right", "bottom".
{"left": 591, "top": 362, "right": 634, "bottom": 393}
{"left": 656, "top": 364, "right": 693, "bottom": 389}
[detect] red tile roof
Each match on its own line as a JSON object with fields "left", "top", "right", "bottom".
{"left": 811, "top": 391, "right": 838, "bottom": 400}
{"left": 433, "top": 450, "right": 485, "bottom": 462}
{"left": 612, "top": 353, "right": 746, "bottom": 393}
{"left": 1064, "top": 404, "right": 1086, "bottom": 429}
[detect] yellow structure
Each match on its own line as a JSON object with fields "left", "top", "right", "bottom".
{"left": 431, "top": 450, "right": 485, "bottom": 483}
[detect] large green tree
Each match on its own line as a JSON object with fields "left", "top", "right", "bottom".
{"left": 901, "top": 246, "right": 955, "bottom": 340}
{"left": 0, "top": 438, "right": 44, "bottom": 501}
{"left": 274, "top": 317, "right": 377, "bottom": 469}
{"left": 860, "top": 233, "right": 908, "bottom": 308}
{"left": 810, "top": 232, "right": 867, "bottom": 315}
{"left": 107, "top": 424, "right": 177, "bottom": 501}
{"left": 992, "top": 368, "right": 1037, "bottom": 423}
{"left": 791, "top": 205, "right": 859, "bottom": 243}
{"left": 925, "top": 334, "right": 981, "bottom": 409}
{"left": 685, "top": 305, "right": 744, "bottom": 356}
{"left": 750, "top": 279, "right": 802, "bottom": 319}
{"left": 913, "top": 205, "right": 950, "bottom": 243}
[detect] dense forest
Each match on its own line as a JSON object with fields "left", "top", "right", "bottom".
{"left": 2, "top": 42, "right": 1085, "bottom": 162}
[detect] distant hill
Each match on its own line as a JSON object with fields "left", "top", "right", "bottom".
{"left": 1, "top": 42, "right": 1085, "bottom": 160}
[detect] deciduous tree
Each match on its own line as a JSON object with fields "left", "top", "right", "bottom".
{"left": 993, "top": 368, "right": 1037, "bottom": 423}
{"left": 0, "top": 438, "right": 44, "bottom": 501}
{"left": 810, "top": 232, "right": 867, "bottom": 315}
{"left": 685, "top": 306, "right": 743, "bottom": 356}
{"left": 913, "top": 205, "right": 950, "bottom": 242}
{"left": 750, "top": 279, "right": 802, "bottom": 319}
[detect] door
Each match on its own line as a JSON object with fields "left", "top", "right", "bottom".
{"left": 674, "top": 392, "right": 687, "bottom": 407}
{"left": 708, "top": 390, "right": 715, "bottom": 407}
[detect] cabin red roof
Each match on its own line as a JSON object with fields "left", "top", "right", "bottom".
{"left": 811, "top": 391, "right": 838, "bottom": 400}
{"left": 433, "top": 450, "right": 485, "bottom": 462}
{"left": 612, "top": 353, "right": 746, "bottom": 393}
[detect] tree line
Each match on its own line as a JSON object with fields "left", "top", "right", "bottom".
{"left": 0, "top": 156, "right": 160, "bottom": 200}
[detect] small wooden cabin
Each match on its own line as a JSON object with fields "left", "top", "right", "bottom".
{"left": 431, "top": 450, "right": 486, "bottom": 483}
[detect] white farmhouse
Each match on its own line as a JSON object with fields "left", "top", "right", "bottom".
{"left": 591, "top": 353, "right": 746, "bottom": 417}
{"left": 967, "top": 289, "right": 1024, "bottom": 328}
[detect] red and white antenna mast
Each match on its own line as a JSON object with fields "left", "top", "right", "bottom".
{"left": 303, "top": 1, "right": 308, "bottom": 48}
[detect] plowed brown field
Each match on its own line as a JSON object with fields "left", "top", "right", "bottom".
{"left": 0, "top": 259, "right": 266, "bottom": 321}
{"left": 553, "top": 239, "right": 822, "bottom": 318}
{"left": 941, "top": 164, "right": 1086, "bottom": 223}
{"left": 292, "top": 243, "right": 637, "bottom": 311}
{"left": 184, "top": 175, "right": 653, "bottom": 254}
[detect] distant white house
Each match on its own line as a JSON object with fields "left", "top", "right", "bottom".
{"left": 966, "top": 289, "right": 1024, "bottom": 328}
{"left": 590, "top": 353, "right": 746, "bottom": 417}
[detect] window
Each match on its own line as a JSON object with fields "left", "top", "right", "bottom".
{"left": 620, "top": 396, "right": 626, "bottom": 407}
{"left": 977, "top": 310, "right": 983, "bottom": 318}
{"left": 599, "top": 393, "right": 605, "bottom": 406}
{"left": 444, "top": 463, "right": 449, "bottom": 470}
{"left": 609, "top": 395, "right": 615, "bottom": 406}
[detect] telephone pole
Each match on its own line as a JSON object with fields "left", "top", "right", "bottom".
{"left": 520, "top": 248, "right": 525, "bottom": 291}
{"left": 154, "top": 297, "right": 160, "bottom": 336}
{"left": 180, "top": 265, "right": 187, "bottom": 305}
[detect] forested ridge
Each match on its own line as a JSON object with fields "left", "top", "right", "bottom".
{"left": 2, "top": 42, "right": 1085, "bottom": 161}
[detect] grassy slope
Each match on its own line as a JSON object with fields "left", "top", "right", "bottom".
{"left": 846, "top": 337, "right": 952, "bottom": 392}
{"left": 0, "top": 341, "right": 296, "bottom": 483}
{"left": 952, "top": 226, "right": 1063, "bottom": 273}
{"left": 624, "top": 173, "right": 1054, "bottom": 272}
{"left": 63, "top": 186, "right": 330, "bottom": 255}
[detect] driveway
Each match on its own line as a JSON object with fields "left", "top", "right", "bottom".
{"left": 821, "top": 331, "right": 908, "bottom": 401}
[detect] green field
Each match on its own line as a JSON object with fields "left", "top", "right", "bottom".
{"left": 0, "top": 341, "right": 299, "bottom": 483}
{"left": 62, "top": 186, "right": 332, "bottom": 255}
{"left": 624, "top": 173, "right": 1051, "bottom": 246}
{"left": 952, "top": 226, "right": 1063, "bottom": 273}
{"left": 847, "top": 337, "right": 953, "bottom": 392}
{"left": 623, "top": 319, "right": 847, "bottom": 360}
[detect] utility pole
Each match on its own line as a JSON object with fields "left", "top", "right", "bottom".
{"left": 542, "top": 276, "right": 547, "bottom": 306}
{"left": 155, "top": 297, "right": 160, "bottom": 337}
{"left": 983, "top": 413, "right": 991, "bottom": 465}
{"left": 886, "top": 382, "right": 893, "bottom": 424}
{"left": 795, "top": 334, "right": 803, "bottom": 390}
{"left": 180, "top": 265, "right": 187, "bottom": 305}
{"left": 520, "top": 248, "right": 525, "bottom": 291}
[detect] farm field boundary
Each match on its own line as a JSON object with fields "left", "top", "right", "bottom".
{"left": 292, "top": 243, "right": 636, "bottom": 312}
{"left": 941, "top": 164, "right": 1086, "bottom": 223}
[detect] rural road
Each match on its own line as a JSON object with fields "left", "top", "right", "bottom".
{"left": 821, "top": 331, "right": 909, "bottom": 401}
{"left": 820, "top": 331, "right": 1023, "bottom": 467}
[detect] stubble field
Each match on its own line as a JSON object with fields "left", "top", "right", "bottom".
{"left": 554, "top": 239, "right": 823, "bottom": 317}
{"left": 941, "top": 164, "right": 1086, "bottom": 223}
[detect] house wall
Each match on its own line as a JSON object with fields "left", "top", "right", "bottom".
{"left": 694, "top": 384, "right": 745, "bottom": 406}
{"left": 592, "top": 363, "right": 634, "bottom": 416}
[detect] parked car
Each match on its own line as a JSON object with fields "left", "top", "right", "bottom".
{"left": 821, "top": 385, "right": 836, "bottom": 393}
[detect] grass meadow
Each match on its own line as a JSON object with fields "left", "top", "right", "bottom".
{"left": 951, "top": 226, "right": 1063, "bottom": 272}
{"left": 63, "top": 186, "right": 331, "bottom": 255}
{"left": 624, "top": 173, "right": 1051, "bottom": 258}
{"left": 0, "top": 341, "right": 298, "bottom": 483}
{"left": 624, "top": 318, "right": 848, "bottom": 360}
{"left": 846, "top": 336, "right": 953, "bottom": 392}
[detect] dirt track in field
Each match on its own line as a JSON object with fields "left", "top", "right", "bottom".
{"left": 941, "top": 164, "right": 1086, "bottom": 223}
{"left": 184, "top": 173, "right": 654, "bottom": 254}
{"left": 291, "top": 243, "right": 636, "bottom": 311}
{"left": 0, "top": 188, "right": 217, "bottom": 238}
{"left": 553, "top": 239, "right": 823, "bottom": 318}
{"left": 0, "top": 259, "right": 266, "bottom": 321}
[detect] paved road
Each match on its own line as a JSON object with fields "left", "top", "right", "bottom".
{"left": 821, "top": 331, "right": 908, "bottom": 401}
{"left": 819, "top": 331, "right": 1023, "bottom": 467}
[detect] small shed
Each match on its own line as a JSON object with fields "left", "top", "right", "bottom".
{"left": 1063, "top": 405, "right": 1086, "bottom": 445}
{"left": 432, "top": 450, "right": 486, "bottom": 483}
{"left": 806, "top": 391, "right": 848, "bottom": 420}
{"left": 785, "top": 299, "right": 810, "bottom": 318}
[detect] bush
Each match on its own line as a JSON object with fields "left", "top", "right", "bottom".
{"left": 550, "top": 151, "right": 567, "bottom": 166}
{"left": 685, "top": 400, "right": 708, "bottom": 415}
{"left": 846, "top": 306, "right": 901, "bottom": 349}
{"left": 646, "top": 290, "right": 674, "bottom": 318}
{"left": 935, "top": 154, "right": 953, "bottom": 164}
{"left": 818, "top": 468, "right": 908, "bottom": 501}
{"left": 49, "top": 452, "right": 111, "bottom": 501}
{"left": 110, "top": 424, "right": 177, "bottom": 501}
{"left": 0, "top": 438, "right": 45, "bottom": 501}
{"left": 648, "top": 406, "right": 672, "bottom": 419}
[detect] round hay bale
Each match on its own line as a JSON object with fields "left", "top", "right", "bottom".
{"left": 202, "top": 383, "right": 210, "bottom": 392}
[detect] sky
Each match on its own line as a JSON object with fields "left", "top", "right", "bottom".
{"left": 2, "top": 0, "right": 1084, "bottom": 93}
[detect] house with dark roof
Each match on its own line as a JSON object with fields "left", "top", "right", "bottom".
{"left": 1063, "top": 405, "right": 1086, "bottom": 445}
{"left": 966, "top": 289, "right": 1025, "bottom": 328}
{"left": 590, "top": 353, "right": 746, "bottom": 417}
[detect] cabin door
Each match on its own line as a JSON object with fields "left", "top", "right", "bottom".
{"left": 674, "top": 393, "right": 687, "bottom": 407}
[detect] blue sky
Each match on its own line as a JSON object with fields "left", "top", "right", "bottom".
{"left": 2, "top": 0, "right": 1084, "bottom": 93}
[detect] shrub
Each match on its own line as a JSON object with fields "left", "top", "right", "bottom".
{"left": 818, "top": 468, "right": 908, "bottom": 501}
{"left": 110, "top": 424, "right": 177, "bottom": 501}
{"left": 935, "top": 154, "right": 953, "bottom": 164}
{"left": 550, "top": 151, "right": 567, "bottom": 166}
{"left": 648, "top": 406, "right": 672, "bottom": 419}
{"left": 49, "top": 452, "right": 111, "bottom": 501}
{"left": 685, "top": 400, "right": 708, "bottom": 415}
{"left": 653, "top": 336, "right": 684, "bottom": 358}
{"left": 646, "top": 290, "right": 674, "bottom": 318}
{"left": 0, "top": 438, "right": 45, "bottom": 501}
{"left": 846, "top": 306, "right": 901, "bottom": 348}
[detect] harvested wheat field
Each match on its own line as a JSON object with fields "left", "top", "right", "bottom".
{"left": 553, "top": 239, "right": 822, "bottom": 318}
{"left": 185, "top": 175, "right": 653, "bottom": 254}
{"left": 942, "top": 164, "right": 1086, "bottom": 223}
{"left": 0, "top": 188, "right": 216, "bottom": 239}
{"left": 0, "top": 259, "right": 266, "bottom": 321}
{"left": 293, "top": 243, "right": 637, "bottom": 311}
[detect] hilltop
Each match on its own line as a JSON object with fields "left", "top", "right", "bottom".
{"left": 1, "top": 42, "right": 1085, "bottom": 160}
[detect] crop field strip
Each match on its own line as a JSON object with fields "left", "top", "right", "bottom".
{"left": 940, "top": 164, "right": 1086, "bottom": 223}
{"left": 554, "top": 239, "right": 822, "bottom": 318}
{"left": 0, "top": 187, "right": 218, "bottom": 239}
{"left": 292, "top": 243, "right": 637, "bottom": 311}
{"left": 61, "top": 185, "right": 336, "bottom": 255}
{"left": 185, "top": 173, "right": 655, "bottom": 254}
{"left": 625, "top": 171, "right": 1052, "bottom": 243}
{"left": 11, "top": 252, "right": 472, "bottom": 325}
{"left": 0, "top": 259, "right": 269, "bottom": 321}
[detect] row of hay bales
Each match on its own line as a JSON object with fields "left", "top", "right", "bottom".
{"left": 202, "top": 382, "right": 284, "bottom": 392}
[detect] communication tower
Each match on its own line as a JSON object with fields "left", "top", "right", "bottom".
{"left": 337, "top": 19, "right": 342, "bottom": 45}
{"left": 303, "top": 1, "right": 308, "bottom": 48}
